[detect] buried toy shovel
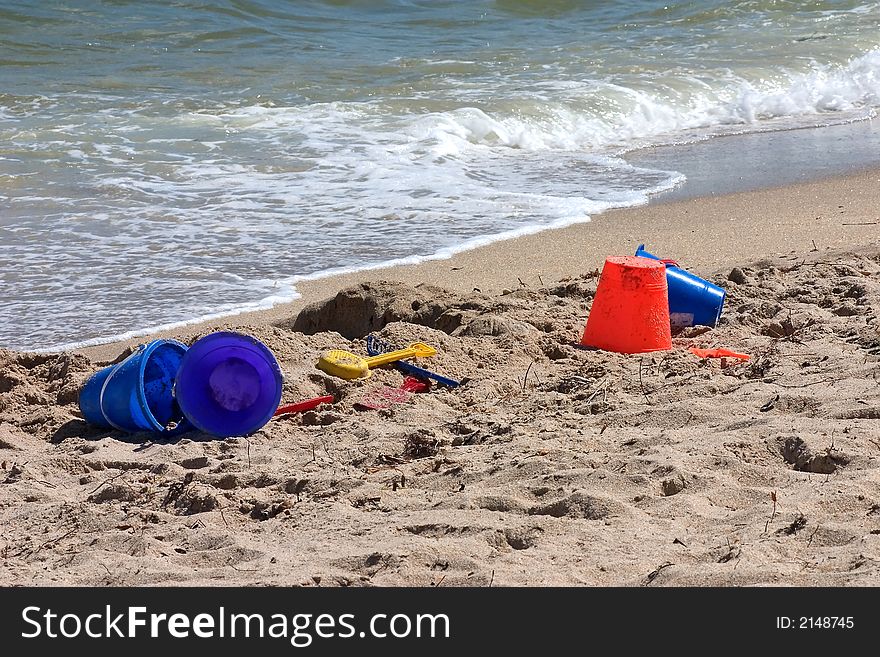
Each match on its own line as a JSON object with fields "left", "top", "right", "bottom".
{"left": 366, "top": 335, "right": 460, "bottom": 387}
{"left": 354, "top": 376, "right": 430, "bottom": 411}
{"left": 317, "top": 342, "right": 437, "bottom": 380}
{"left": 273, "top": 395, "right": 334, "bottom": 417}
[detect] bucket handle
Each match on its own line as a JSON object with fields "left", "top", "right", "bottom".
{"left": 659, "top": 258, "right": 680, "bottom": 267}
{"left": 98, "top": 344, "right": 146, "bottom": 432}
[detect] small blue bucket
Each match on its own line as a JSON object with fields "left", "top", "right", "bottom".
{"left": 78, "top": 339, "right": 190, "bottom": 434}
{"left": 635, "top": 244, "right": 726, "bottom": 327}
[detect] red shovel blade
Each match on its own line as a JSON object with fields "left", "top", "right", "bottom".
{"left": 689, "top": 347, "right": 750, "bottom": 360}
{"left": 354, "top": 376, "right": 429, "bottom": 410}
{"left": 274, "top": 395, "right": 334, "bottom": 416}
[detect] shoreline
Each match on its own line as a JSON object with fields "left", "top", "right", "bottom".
{"left": 3, "top": 150, "right": 880, "bottom": 586}
{"left": 3, "top": 116, "right": 874, "bottom": 359}
{"left": 64, "top": 115, "right": 878, "bottom": 361}
{"left": 75, "top": 163, "right": 880, "bottom": 363}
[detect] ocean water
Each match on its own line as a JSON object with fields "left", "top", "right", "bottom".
{"left": 1, "top": 0, "right": 879, "bottom": 351}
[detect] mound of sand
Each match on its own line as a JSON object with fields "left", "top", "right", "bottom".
{"left": 1, "top": 249, "right": 879, "bottom": 586}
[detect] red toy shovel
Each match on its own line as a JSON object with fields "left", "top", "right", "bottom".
{"left": 273, "top": 395, "right": 334, "bottom": 417}
{"left": 689, "top": 347, "right": 750, "bottom": 360}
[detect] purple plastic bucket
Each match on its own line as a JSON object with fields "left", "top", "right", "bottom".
{"left": 174, "top": 332, "right": 283, "bottom": 438}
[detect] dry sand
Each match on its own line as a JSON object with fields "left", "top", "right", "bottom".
{"left": 1, "top": 170, "right": 879, "bottom": 586}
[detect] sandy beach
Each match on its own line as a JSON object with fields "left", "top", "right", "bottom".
{"left": 1, "top": 168, "right": 879, "bottom": 586}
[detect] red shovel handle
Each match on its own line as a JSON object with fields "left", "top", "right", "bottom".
{"left": 274, "top": 395, "right": 334, "bottom": 416}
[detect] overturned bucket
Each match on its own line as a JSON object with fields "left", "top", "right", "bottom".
{"left": 174, "top": 331, "right": 283, "bottom": 438}
{"left": 635, "top": 244, "right": 726, "bottom": 328}
{"left": 581, "top": 255, "right": 672, "bottom": 354}
{"left": 78, "top": 339, "right": 189, "bottom": 434}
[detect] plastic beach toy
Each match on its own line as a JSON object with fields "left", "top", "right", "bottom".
{"left": 317, "top": 342, "right": 437, "bottom": 380}
{"left": 580, "top": 256, "right": 673, "bottom": 354}
{"left": 274, "top": 395, "right": 334, "bottom": 417}
{"left": 78, "top": 339, "right": 189, "bottom": 434}
{"left": 174, "top": 332, "right": 283, "bottom": 438}
{"left": 689, "top": 347, "right": 750, "bottom": 360}
{"left": 635, "top": 244, "right": 726, "bottom": 328}
{"left": 366, "top": 335, "right": 460, "bottom": 387}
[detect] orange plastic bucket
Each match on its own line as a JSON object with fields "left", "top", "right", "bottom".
{"left": 580, "top": 256, "right": 672, "bottom": 354}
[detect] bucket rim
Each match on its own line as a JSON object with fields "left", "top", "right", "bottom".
{"left": 712, "top": 288, "right": 727, "bottom": 326}
{"left": 179, "top": 331, "right": 284, "bottom": 389}
{"left": 183, "top": 332, "right": 283, "bottom": 373}
{"left": 175, "top": 331, "right": 284, "bottom": 438}
{"left": 101, "top": 339, "right": 188, "bottom": 433}
{"left": 136, "top": 339, "right": 189, "bottom": 433}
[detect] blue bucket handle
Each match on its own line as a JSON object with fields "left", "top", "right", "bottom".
{"left": 98, "top": 344, "right": 146, "bottom": 431}
{"left": 636, "top": 244, "right": 679, "bottom": 268}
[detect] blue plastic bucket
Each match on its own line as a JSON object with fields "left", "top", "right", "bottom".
{"left": 635, "top": 244, "right": 726, "bottom": 327}
{"left": 174, "top": 332, "right": 283, "bottom": 438}
{"left": 78, "top": 339, "right": 189, "bottom": 434}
